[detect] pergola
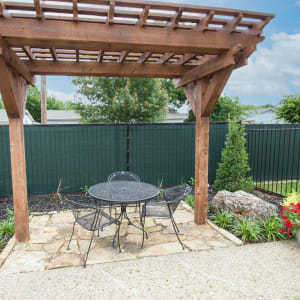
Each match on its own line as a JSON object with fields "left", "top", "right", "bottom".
{"left": 0, "top": 0, "right": 274, "bottom": 242}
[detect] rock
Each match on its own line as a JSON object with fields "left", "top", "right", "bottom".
{"left": 211, "top": 190, "right": 278, "bottom": 219}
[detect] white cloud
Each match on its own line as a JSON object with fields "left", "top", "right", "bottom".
{"left": 226, "top": 32, "right": 300, "bottom": 98}
{"left": 47, "top": 90, "right": 77, "bottom": 102}
{"left": 297, "top": 0, "right": 300, "bottom": 5}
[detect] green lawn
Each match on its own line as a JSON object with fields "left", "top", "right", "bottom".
{"left": 255, "top": 180, "right": 300, "bottom": 197}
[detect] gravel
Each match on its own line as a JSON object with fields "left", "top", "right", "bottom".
{"left": 0, "top": 240, "right": 299, "bottom": 299}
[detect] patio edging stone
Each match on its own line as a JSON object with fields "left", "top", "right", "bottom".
{"left": 206, "top": 220, "right": 243, "bottom": 246}
{"left": 0, "top": 235, "right": 16, "bottom": 267}
{"left": 182, "top": 201, "right": 243, "bottom": 246}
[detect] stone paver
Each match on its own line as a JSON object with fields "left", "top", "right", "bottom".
{"left": 46, "top": 253, "right": 83, "bottom": 270}
{"left": 1, "top": 207, "right": 235, "bottom": 272}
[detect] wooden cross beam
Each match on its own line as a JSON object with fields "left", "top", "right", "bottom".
{"left": 0, "top": 18, "right": 264, "bottom": 55}
{"left": 0, "top": 38, "right": 35, "bottom": 86}
{"left": 24, "top": 60, "right": 195, "bottom": 77}
{"left": 175, "top": 46, "right": 241, "bottom": 88}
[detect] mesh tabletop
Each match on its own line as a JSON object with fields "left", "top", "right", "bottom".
{"left": 88, "top": 181, "right": 160, "bottom": 204}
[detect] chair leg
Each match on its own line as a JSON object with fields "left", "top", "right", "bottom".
{"left": 140, "top": 214, "right": 145, "bottom": 248}
{"left": 67, "top": 221, "right": 76, "bottom": 250}
{"left": 83, "top": 230, "right": 96, "bottom": 268}
{"left": 170, "top": 217, "right": 185, "bottom": 250}
{"left": 171, "top": 215, "right": 180, "bottom": 233}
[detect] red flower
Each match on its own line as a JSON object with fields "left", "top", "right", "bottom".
{"left": 279, "top": 228, "right": 286, "bottom": 232}
{"left": 282, "top": 216, "right": 288, "bottom": 220}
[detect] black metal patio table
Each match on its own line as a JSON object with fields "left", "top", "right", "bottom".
{"left": 88, "top": 181, "right": 160, "bottom": 251}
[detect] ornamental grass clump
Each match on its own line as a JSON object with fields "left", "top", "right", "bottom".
{"left": 231, "top": 218, "right": 262, "bottom": 242}
{"left": 280, "top": 202, "right": 300, "bottom": 238}
{"left": 214, "top": 122, "right": 254, "bottom": 192}
{"left": 258, "top": 214, "right": 286, "bottom": 241}
{"left": 210, "top": 209, "right": 235, "bottom": 230}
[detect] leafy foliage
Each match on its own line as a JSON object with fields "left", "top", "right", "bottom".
{"left": 283, "top": 192, "right": 300, "bottom": 206}
{"left": 185, "top": 194, "right": 195, "bottom": 208}
{"left": 161, "top": 79, "right": 186, "bottom": 109}
{"left": 185, "top": 95, "right": 248, "bottom": 122}
{"left": 275, "top": 94, "right": 300, "bottom": 124}
{"left": 231, "top": 218, "right": 262, "bottom": 242}
{"left": 0, "top": 209, "right": 15, "bottom": 239}
{"left": 25, "top": 87, "right": 74, "bottom": 122}
{"left": 214, "top": 122, "right": 254, "bottom": 192}
{"left": 72, "top": 77, "right": 170, "bottom": 123}
{"left": 258, "top": 214, "right": 286, "bottom": 241}
{"left": 210, "top": 209, "right": 235, "bottom": 229}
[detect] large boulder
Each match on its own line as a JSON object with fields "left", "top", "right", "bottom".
{"left": 211, "top": 190, "right": 278, "bottom": 219}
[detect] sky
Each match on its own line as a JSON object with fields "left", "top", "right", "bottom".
{"left": 38, "top": 0, "right": 300, "bottom": 108}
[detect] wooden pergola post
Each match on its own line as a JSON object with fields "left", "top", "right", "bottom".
{"left": 182, "top": 66, "right": 234, "bottom": 224}
{"left": 0, "top": 40, "right": 34, "bottom": 242}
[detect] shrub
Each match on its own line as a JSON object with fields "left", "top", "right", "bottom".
{"left": 0, "top": 209, "right": 15, "bottom": 239}
{"left": 0, "top": 219, "right": 15, "bottom": 237}
{"left": 258, "top": 214, "right": 286, "bottom": 241}
{"left": 283, "top": 192, "right": 300, "bottom": 206}
{"left": 231, "top": 218, "right": 262, "bottom": 242}
{"left": 185, "top": 194, "right": 195, "bottom": 208}
{"left": 210, "top": 209, "right": 235, "bottom": 229}
{"left": 214, "top": 122, "right": 254, "bottom": 192}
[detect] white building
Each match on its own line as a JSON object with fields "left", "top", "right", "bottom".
{"left": 47, "top": 110, "right": 81, "bottom": 124}
{"left": 0, "top": 109, "right": 36, "bottom": 125}
{"left": 244, "top": 108, "right": 285, "bottom": 124}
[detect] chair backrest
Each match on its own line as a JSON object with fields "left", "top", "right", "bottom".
{"left": 164, "top": 184, "right": 192, "bottom": 212}
{"left": 107, "top": 171, "right": 140, "bottom": 182}
{"left": 62, "top": 194, "right": 99, "bottom": 220}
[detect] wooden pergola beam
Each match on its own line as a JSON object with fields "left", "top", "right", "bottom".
{"left": 175, "top": 53, "right": 196, "bottom": 65}
{"left": 23, "top": 46, "right": 35, "bottom": 60}
{"left": 118, "top": 50, "right": 128, "bottom": 63}
{"left": 168, "top": 7, "right": 183, "bottom": 29}
{"left": 50, "top": 47, "right": 58, "bottom": 61}
{"left": 138, "top": 52, "right": 152, "bottom": 63}
{"left": 201, "top": 66, "right": 234, "bottom": 116}
{"left": 156, "top": 53, "right": 175, "bottom": 64}
{"left": 107, "top": 0, "right": 115, "bottom": 25}
{"left": 175, "top": 46, "right": 241, "bottom": 88}
{"left": 72, "top": 0, "right": 78, "bottom": 22}
{"left": 34, "top": 0, "right": 43, "bottom": 20}
{"left": 138, "top": 5, "right": 150, "bottom": 26}
{"left": 25, "top": 60, "right": 195, "bottom": 77}
{"left": 0, "top": 38, "right": 36, "bottom": 86}
{"left": 0, "top": 18, "right": 264, "bottom": 54}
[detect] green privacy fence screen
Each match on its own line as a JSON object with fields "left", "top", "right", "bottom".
{"left": 0, "top": 123, "right": 299, "bottom": 197}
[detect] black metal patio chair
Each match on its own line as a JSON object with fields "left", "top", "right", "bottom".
{"left": 63, "top": 194, "right": 117, "bottom": 267}
{"left": 107, "top": 171, "right": 140, "bottom": 183}
{"left": 141, "top": 184, "right": 192, "bottom": 250}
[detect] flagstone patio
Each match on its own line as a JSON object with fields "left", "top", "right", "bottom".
{"left": 1, "top": 205, "right": 236, "bottom": 273}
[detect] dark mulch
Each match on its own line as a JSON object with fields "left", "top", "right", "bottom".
{"left": 0, "top": 194, "right": 73, "bottom": 221}
{"left": 0, "top": 187, "right": 283, "bottom": 221}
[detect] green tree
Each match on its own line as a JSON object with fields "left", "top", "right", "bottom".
{"left": 214, "top": 122, "right": 254, "bottom": 192}
{"left": 26, "top": 86, "right": 42, "bottom": 122}
{"left": 275, "top": 94, "right": 300, "bottom": 123}
{"left": 25, "top": 87, "right": 69, "bottom": 122}
{"left": 161, "top": 79, "right": 186, "bottom": 109}
{"left": 72, "top": 77, "right": 170, "bottom": 123}
{"left": 185, "top": 95, "right": 247, "bottom": 122}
